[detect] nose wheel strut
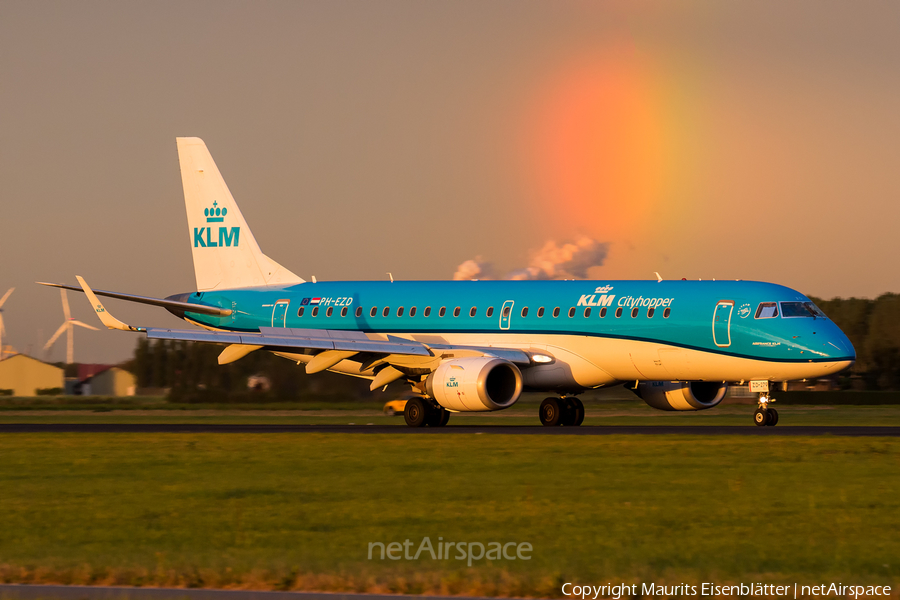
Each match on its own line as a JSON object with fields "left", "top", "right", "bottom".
{"left": 754, "top": 394, "right": 779, "bottom": 426}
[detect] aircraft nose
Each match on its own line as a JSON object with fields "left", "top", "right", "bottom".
{"left": 826, "top": 321, "right": 856, "bottom": 361}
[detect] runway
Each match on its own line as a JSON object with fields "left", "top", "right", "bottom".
{"left": 0, "top": 584, "right": 504, "bottom": 600}
{"left": 1, "top": 423, "right": 898, "bottom": 436}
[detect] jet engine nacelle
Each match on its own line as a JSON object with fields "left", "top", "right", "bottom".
{"left": 634, "top": 381, "right": 727, "bottom": 411}
{"left": 425, "top": 357, "right": 523, "bottom": 412}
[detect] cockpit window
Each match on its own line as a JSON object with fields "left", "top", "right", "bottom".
{"left": 780, "top": 301, "right": 825, "bottom": 318}
{"left": 755, "top": 302, "right": 778, "bottom": 319}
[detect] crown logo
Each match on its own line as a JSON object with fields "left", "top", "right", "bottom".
{"left": 204, "top": 201, "right": 227, "bottom": 223}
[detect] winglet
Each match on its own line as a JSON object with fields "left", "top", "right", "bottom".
{"left": 76, "top": 276, "right": 144, "bottom": 332}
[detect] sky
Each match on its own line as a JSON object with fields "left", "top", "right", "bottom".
{"left": 2, "top": 1, "right": 900, "bottom": 363}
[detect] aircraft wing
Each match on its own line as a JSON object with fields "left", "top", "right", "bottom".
{"left": 67, "top": 275, "right": 532, "bottom": 390}
{"left": 67, "top": 275, "right": 529, "bottom": 361}
{"left": 147, "top": 326, "right": 431, "bottom": 356}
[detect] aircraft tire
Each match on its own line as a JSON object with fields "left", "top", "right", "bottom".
{"left": 438, "top": 408, "right": 450, "bottom": 427}
{"left": 571, "top": 397, "right": 585, "bottom": 426}
{"left": 404, "top": 397, "right": 429, "bottom": 428}
{"left": 767, "top": 408, "right": 779, "bottom": 426}
{"left": 425, "top": 404, "right": 448, "bottom": 427}
{"left": 540, "top": 397, "right": 563, "bottom": 426}
{"left": 560, "top": 399, "right": 576, "bottom": 426}
{"left": 753, "top": 408, "right": 768, "bottom": 427}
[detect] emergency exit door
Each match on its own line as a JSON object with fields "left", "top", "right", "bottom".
{"left": 272, "top": 300, "right": 290, "bottom": 328}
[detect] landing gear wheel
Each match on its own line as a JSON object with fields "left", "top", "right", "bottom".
{"left": 570, "top": 397, "right": 585, "bottom": 426}
{"left": 539, "top": 397, "right": 563, "bottom": 426}
{"left": 561, "top": 399, "right": 576, "bottom": 426}
{"left": 426, "top": 405, "right": 449, "bottom": 427}
{"left": 404, "top": 397, "right": 428, "bottom": 428}
{"left": 766, "top": 408, "right": 779, "bottom": 426}
{"left": 753, "top": 408, "right": 768, "bottom": 427}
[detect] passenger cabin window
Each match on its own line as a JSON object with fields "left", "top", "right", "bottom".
{"left": 755, "top": 302, "right": 778, "bottom": 319}
{"left": 553, "top": 307, "right": 560, "bottom": 318}
{"left": 397, "top": 307, "right": 404, "bottom": 317}
{"left": 453, "top": 307, "right": 461, "bottom": 317}
{"left": 568, "top": 307, "right": 576, "bottom": 318}
{"left": 470, "top": 307, "right": 477, "bottom": 317}
{"left": 537, "top": 307, "right": 545, "bottom": 317}
{"left": 424, "top": 306, "right": 432, "bottom": 317}
{"left": 648, "top": 307, "right": 655, "bottom": 318}
{"left": 663, "top": 308, "right": 671, "bottom": 318}
{"left": 382, "top": 307, "right": 390, "bottom": 317}
{"left": 584, "top": 307, "right": 591, "bottom": 317}
{"left": 312, "top": 307, "right": 319, "bottom": 317}
{"left": 503, "top": 306, "right": 511, "bottom": 317}
{"left": 355, "top": 307, "right": 362, "bottom": 317}
{"left": 410, "top": 307, "right": 417, "bottom": 317}
{"left": 298, "top": 307, "right": 304, "bottom": 317}
{"left": 341, "top": 307, "right": 348, "bottom": 317}
{"left": 521, "top": 307, "right": 528, "bottom": 317}
{"left": 615, "top": 307, "right": 622, "bottom": 318}
{"left": 439, "top": 307, "right": 447, "bottom": 317}
{"left": 486, "top": 307, "right": 494, "bottom": 317}
{"left": 600, "top": 307, "right": 607, "bottom": 318}
{"left": 780, "top": 301, "right": 825, "bottom": 318}
{"left": 370, "top": 307, "right": 378, "bottom": 318}
{"left": 326, "top": 307, "right": 333, "bottom": 317}
{"left": 631, "top": 307, "right": 638, "bottom": 318}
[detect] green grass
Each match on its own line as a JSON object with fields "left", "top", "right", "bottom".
{"left": 0, "top": 434, "right": 897, "bottom": 595}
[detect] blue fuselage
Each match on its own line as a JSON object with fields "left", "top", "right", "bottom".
{"left": 175, "top": 279, "right": 855, "bottom": 366}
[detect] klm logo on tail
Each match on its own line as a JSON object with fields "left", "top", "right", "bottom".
{"left": 194, "top": 201, "right": 240, "bottom": 248}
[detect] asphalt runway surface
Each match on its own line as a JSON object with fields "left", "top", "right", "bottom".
{"left": 0, "top": 423, "right": 898, "bottom": 436}
{"left": 0, "top": 584, "right": 497, "bottom": 600}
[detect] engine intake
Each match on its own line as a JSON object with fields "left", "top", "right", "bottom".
{"left": 633, "top": 381, "right": 727, "bottom": 411}
{"left": 425, "top": 357, "right": 523, "bottom": 412}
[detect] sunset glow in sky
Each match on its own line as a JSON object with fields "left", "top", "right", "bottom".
{"left": 2, "top": 2, "right": 900, "bottom": 362}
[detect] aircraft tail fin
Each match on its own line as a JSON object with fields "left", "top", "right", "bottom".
{"left": 176, "top": 137, "right": 304, "bottom": 291}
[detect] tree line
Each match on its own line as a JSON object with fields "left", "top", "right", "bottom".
{"left": 810, "top": 293, "right": 900, "bottom": 390}
{"left": 127, "top": 338, "right": 373, "bottom": 402}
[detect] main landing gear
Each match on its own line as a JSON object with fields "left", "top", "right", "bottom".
{"left": 404, "top": 396, "right": 450, "bottom": 428}
{"left": 539, "top": 396, "right": 584, "bottom": 426}
{"left": 753, "top": 394, "right": 779, "bottom": 427}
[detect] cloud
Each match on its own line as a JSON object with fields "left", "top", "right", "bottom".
{"left": 453, "top": 237, "right": 609, "bottom": 281}
{"left": 452, "top": 258, "right": 495, "bottom": 281}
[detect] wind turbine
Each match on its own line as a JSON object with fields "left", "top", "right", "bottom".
{"left": 43, "top": 288, "right": 98, "bottom": 364}
{"left": 0, "top": 288, "right": 13, "bottom": 360}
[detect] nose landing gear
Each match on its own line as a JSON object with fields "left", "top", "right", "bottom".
{"left": 753, "top": 394, "right": 779, "bottom": 427}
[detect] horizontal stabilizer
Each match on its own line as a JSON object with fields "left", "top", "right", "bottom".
{"left": 37, "top": 281, "right": 232, "bottom": 317}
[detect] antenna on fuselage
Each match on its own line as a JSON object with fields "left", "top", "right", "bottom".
{"left": 387, "top": 273, "right": 394, "bottom": 283}
{"left": 312, "top": 276, "right": 317, "bottom": 283}
{"left": 654, "top": 272, "right": 662, "bottom": 282}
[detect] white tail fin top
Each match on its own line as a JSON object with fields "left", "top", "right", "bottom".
{"left": 176, "top": 137, "right": 304, "bottom": 291}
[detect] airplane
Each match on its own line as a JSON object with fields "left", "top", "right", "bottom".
{"left": 40, "top": 137, "right": 855, "bottom": 428}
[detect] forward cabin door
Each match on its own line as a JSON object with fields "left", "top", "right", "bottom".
{"left": 272, "top": 300, "right": 290, "bottom": 328}
{"left": 499, "top": 300, "right": 514, "bottom": 330}
{"left": 712, "top": 300, "right": 734, "bottom": 347}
